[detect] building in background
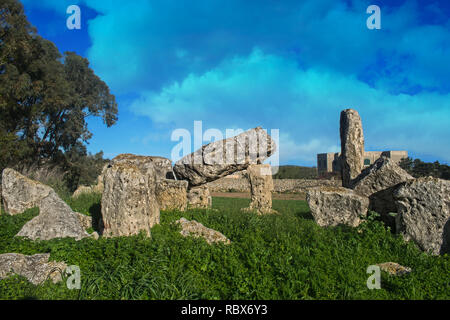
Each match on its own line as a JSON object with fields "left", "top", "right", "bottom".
{"left": 317, "top": 151, "right": 408, "bottom": 176}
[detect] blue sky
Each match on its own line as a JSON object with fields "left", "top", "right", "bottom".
{"left": 20, "top": 0, "right": 450, "bottom": 166}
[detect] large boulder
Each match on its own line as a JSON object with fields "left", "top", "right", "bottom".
{"left": 352, "top": 157, "right": 413, "bottom": 228}
{"left": 176, "top": 218, "right": 231, "bottom": 245}
{"left": 156, "top": 179, "right": 188, "bottom": 211}
{"left": 2, "top": 168, "right": 54, "bottom": 215}
{"left": 0, "top": 253, "right": 67, "bottom": 285}
{"left": 16, "top": 191, "right": 90, "bottom": 241}
{"left": 393, "top": 177, "right": 450, "bottom": 255}
{"left": 242, "top": 164, "right": 277, "bottom": 215}
{"left": 1, "top": 168, "right": 89, "bottom": 240}
{"left": 110, "top": 154, "right": 174, "bottom": 180}
{"left": 340, "top": 109, "right": 365, "bottom": 188}
{"left": 187, "top": 186, "right": 212, "bottom": 209}
{"left": 101, "top": 159, "right": 160, "bottom": 237}
{"left": 307, "top": 186, "right": 369, "bottom": 227}
{"left": 173, "top": 127, "right": 276, "bottom": 186}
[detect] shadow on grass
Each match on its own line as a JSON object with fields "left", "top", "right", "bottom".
{"left": 89, "top": 203, "right": 103, "bottom": 234}
{"left": 294, "top": 210, "right": 314, "bottom": 220}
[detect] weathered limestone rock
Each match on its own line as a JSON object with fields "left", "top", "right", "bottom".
{"left": 340, "top": 109, "right": 365, "bottom": 188}
{"left": 0, "top": 253, "right": 67, "bottom": 285}
{"left": 156, "top": 179, "right": 188, "bottom": 211}
{"left": 376, "top": 262, "right": 412, "bottom": 276}
{"left": 307, "top": 186, "right": 369, "bottom": 227}
{"left": 101, "top": 160, "right": 160, "bottom": 237}
{"left": 111, "top": 154, "right": 174, "bottom": 180}
{"left": 17, "top": 190, "right": 90, "bottom": 241}
{"left": 242, "top": 164, "right": 277, "bottom": 215}
{"left": 352, "top": 157, "right": 413, "bottom": 228}
{"left": 393, "top": 177, "right": 450, "bottom": 255}
{"left": 173, "top": 127, "right": 276, "bottom": 186}
{"left": 75, "top": 212, "right": 93, "bottom": 230}
{"left": 187, "top": 186, "right": 212, "bottom": 209}
{"left": 2, "top": 168, "right": 54, "bottom": 215}
{"left": 1, "top": 168, "right": 89, "bottom": 240}
{"left": 176, "top": 218, "right": 231, "bottom": 245}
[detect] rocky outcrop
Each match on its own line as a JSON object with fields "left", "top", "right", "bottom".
{"left": 0, "top": 253, "right": 67, "bottom": 285}
{"left": 176, "top": 218, "right": 231, "bottom": 245}
{"left": 173, "top": 127, "right": 276, "bottom": 186}
{"left": 376, "top": 262, "right": 412, "bottom": 276}
{"left": 111, "top": 154, "right": 174, "bottom": 180}
{"left": 242, "top": 164, "right": 277, "bottom": 215}
{"left": 2, "top": 168, "right": 54, "bottom": 215}
{"left": 352, "top": 157, "right": 413, "bottom": 229}
{"left": 101, "top": 158, "right": 160, "bottom": 237}
{"left": 1, "top": 168, "right": 89, "bottom": 240}
{"left": 307, "top": 186, "right": 369, "bottom": 227}
{"left": 187, "top": 186, "right": 212, "bottom": 209}
{"left": 393, "top": 177, "right": 450, "bottom": 255}
{"left": 16, "top": 190, "right": 90, "bottom": 241}
{"left": 340, "top": 109, "right": 365, "bottom": 188}
{"left": 156, "top": 179, "right": 188, "bottom": 211}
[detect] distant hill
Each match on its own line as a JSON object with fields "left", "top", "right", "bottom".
{"left": 273, "top": 165, "right": 318, "bottom": 179}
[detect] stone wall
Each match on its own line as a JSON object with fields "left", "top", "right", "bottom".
{"left": 207, "top": 178, "right": 341, "bottom": 193}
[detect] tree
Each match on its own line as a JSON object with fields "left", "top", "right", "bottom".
{"left": 0, "top": 0, "right": 118, "bottom": 168}
{"left": 399, "top": 157, "right": 449, "bottom": 180}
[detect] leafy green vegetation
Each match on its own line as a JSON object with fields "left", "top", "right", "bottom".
{"left": 273, "top": 165, "right": 318, "bottom": 179}
{"left": 399, "top": 157, "right": 450, "bottom": 180}
{"left": 0, "top": 195, "right": 448, "bottom": 300}
{"left": 0, "top": 0, "right": 116, "bottom": 192}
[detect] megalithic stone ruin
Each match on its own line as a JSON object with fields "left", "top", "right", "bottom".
{"left": 242, "top": 164, "right": 277, "bottom": 215}
{"left": 173, "top": 127, "right": 276, "bottom": 187}
{"left": 340, "top": 109, "right": 365, "bottom": 188}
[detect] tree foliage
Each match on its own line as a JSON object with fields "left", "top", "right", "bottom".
{"left": 0, "top": 0, "right": 117, "bottom": 189}
{"left": 399, "top": 157, "right": 450, "bottom": 180}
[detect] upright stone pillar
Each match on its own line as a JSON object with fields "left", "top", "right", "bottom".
{"left": 340, "top": 109, "right": 365, "bottom": 188}
{"left": 101, "top": 157, "right": 160, "bottom": 237}
{"left": 242, "top": 164, "right": 277, "bottom": 215}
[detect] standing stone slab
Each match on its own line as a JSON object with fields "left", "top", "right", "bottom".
{"left": 307, "top": 186, "right": 369, "bottom": 227}
{"left": 340, "top": 109, "right": 364, "bottom": 188}
{"left": 101, "top": 159, "right": 160, "bottom": 237}
{"left": 16, "top": 191, "right": 90, "bottom": 241}
{"left": 2, "top": 168, "right": 53, "bottom": 215}
{"left": 173, "top": 127, "right": 276, "bottom": 186}
{"left": 0, "top": 253, "right": 67, "bottom": 285}
{"left": 1, "top": 168, "right": 89, "bottom": 240}
{"left": 394, "top": 177, "right": 450, "bottom": 255}
{"left": 187, "top": 186, "right": 212, "bottom": 209}
{"left": 242, "top": 164, "right": 277, "bottom": 215}
{"left": 352, "top": 157, "right": 413, "bottom": 229}
{"left": 156, "top": 179, "right": 188, "bottom": 211}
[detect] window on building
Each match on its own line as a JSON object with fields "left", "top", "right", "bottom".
{"left": 364, "top": 159, "right": 371, "bottom": 166}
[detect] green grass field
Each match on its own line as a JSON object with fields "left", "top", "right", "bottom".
{"left": 0, "top": 194, "right": 448, "bottom": 300}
